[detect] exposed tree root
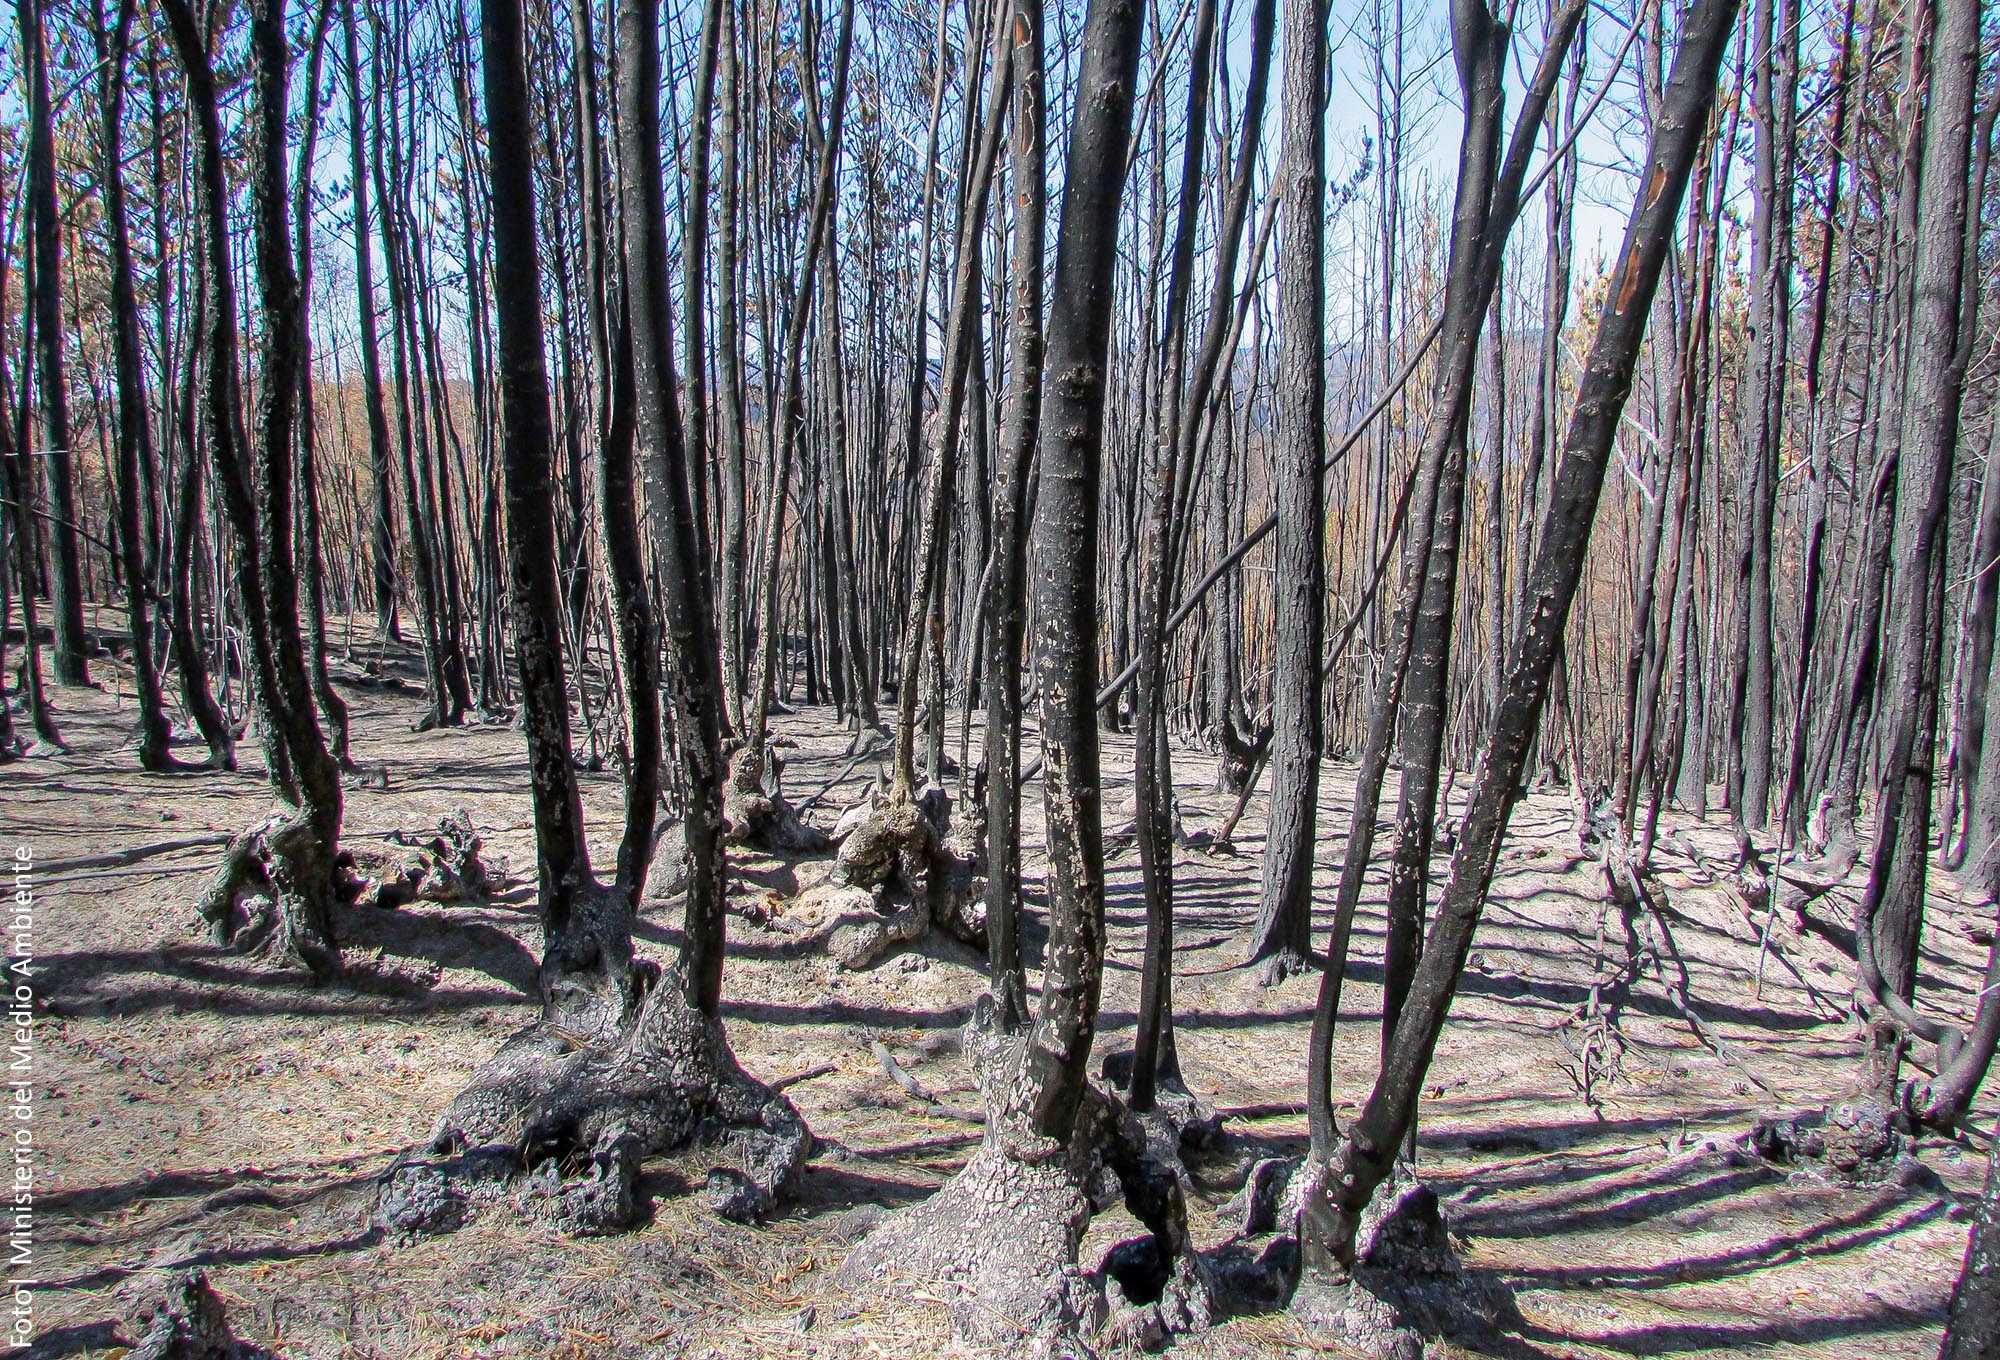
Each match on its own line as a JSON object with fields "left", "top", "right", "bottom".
{"left": 1746, "top": 1098, "right": 1941, "bottom": 1188}
{"left": 725, "top": 746, "right": 834, "bottom": 854}
{"left": 335, "top": 809, "right": 509, "bottom": 909}
{"left": 770, "top": 786, "right": 985, "bottom": 968}
{"left": 196, "top": 810, "right": 339, "bottom": 978}
{"left": 378, "top": 941, "right": 811, "bottom": 1239}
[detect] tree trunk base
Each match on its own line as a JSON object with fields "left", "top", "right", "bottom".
{"left": 1747, "top": 1099, "right": 1934, "bottom": 1187}
{"left": 1100, "top": 1048, "right": 1224, "bottom": 1169}
{"left": 1248, "top": 946, "right": 1314, "bottom": 988}
{"left": 838, "top": 1002, "right": 1214, "bottom": 1345}
{"left": 1282, "top": 1164, "right": 1517, "bottom": 1358}
{"left": 197, "top": 810, "right": 339, "bottom": 979}
{"left": 725, "top": 757, "right": 834, "bottom": 854}
{"left": 379, "top": 957, "right": 811, "bottom": 1239}
{"left": 838, "top": 1138, "right": 1109, "bottom": 1341}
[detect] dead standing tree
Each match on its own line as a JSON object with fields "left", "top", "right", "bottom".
{"left": 1241, "top": 0, "right": 1327, "bottom": 986}
{"left": 1298, "top": 0, "right": 1587, "bottom": 1173}
{"left": 88, "top": 0, "right": 177, "bottom": 771}
{"left": 1842, "top": 0, "right": 1995, "bottom": 1146}
{"left": 1293, "top": 0, "right": 1740, "bottom": 1283}
{"left": 1126, "top": 0, "right": 1276, "bottom": 1116}
{"left": 725, "top": 0, "right": 856, "bottom": 848}
{"left": 982, "top": 0, "right": 1047, "bottom": 1027}
{"left": 341, "top": 0, "right": 401, "bottom": 649}
{"left": 377, "top": 0, "right": 809, "bottom": 1239}
{"left": 839, "top": 0, "right": 1199, "bottom": 1337}
{"left": 17, "top": 0, "right": 90, "bottom": 688}
{"left": 166, "top": 0, "right": 349, "bottom": 978}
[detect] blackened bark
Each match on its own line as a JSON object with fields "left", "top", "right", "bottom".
{"left": 1012, "top": 0, "right": 1144, "bottom": 1142}
{"left": 1852, "top": 0, "right": 1979, "bottom": 1104}
{"left": 715, "top": 0, "right": 748, "bottom": 728}
{"left": 983, "top": 0, "right": 1047, "bottom": 1029}
{"left": 682, "top": 0, "right": 734, "bottom": 729}
{"left": 18, "top": 0, "right": 88, "bottom": 687}
{"left": 1378, "top": 0, "right": 1508, "bottom": 1065}
{"left": 164, "top": 0, "right": 346, "bottom": 975}
{"left": 294, "top": 0, "right": 353, "bottom": 769}
{"left": 1244, "top": 0, "right": 1329, "bottom": 983}
{"left": 616, "top": 0, "right": 732, "bottom": 1015}
{"left": 343, "top": 0, "right": 400, "bottom": 646}
{"left": 0, "top": 353, "right": 56, "bottom": 748}
{"left": 165, "top": 258, "right": 232, "bottom": 770}
{"left": 734, "top": 0, "right": 856, "bottom": 812}
{"left": 91, "top": 0, "right": 174, "bottom": 770}
{"left": 1943, "top": 1130, "right": 2000, "bottom": 1358}
{"left": 480, "top": 0, "right": 591, "bottom": 953}
{"left": 840, "top": 10, "right": 1150, "bottom": 1327}
{"left": 891, "top": 5, "right": 1013, "bottom": 797}
{"left": 1298, "top": 0, "right": 1738, "bottom": 1271}
{"left": 1304, "top": 0, "right": 1584, "bottom": 1162}
{"left": 1724, "top": 0, "right": 1789, "bottom": 830}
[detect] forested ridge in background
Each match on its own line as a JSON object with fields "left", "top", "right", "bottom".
{"left": 5, "top": 0, "right": 2000, "bottom": 1348}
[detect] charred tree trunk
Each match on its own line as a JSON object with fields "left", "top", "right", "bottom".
{"left": 1296, "top": 0, "right": 1738, "bottom": 1272}
{"left": 1243, "top": 0, "right": 1329, "bottom": 985}
{"left": 982, "top": 0, "right": 1047, "bottom": 1029}
{"left": 1852, "top": 0, "right": 1979, "bottom": 1115}
{"left": 165, "top": 0, "right": 347, "bottom": 978}
{"left": 730, "top": 0, "right": 856, "bottom": 839}
{"left": 384, "top": 0, "right": 808, "bottom": 1236}
{"left": 17, "top": 0, "right": 88, "bottom": 687}
{"left": 342, "top": 0, "right": 400, "bottom": 647}
{"left": 841, "top": 0, "right": 1168, "bottom": 1334}
{"left": 90, "top": 0, "right": 175, "bottom": 770}
{"left": 1944, "top": 1131, "right": 2000, "bottom": 1359}
{"left": 616, "top": 0, "right": 734, "bottom": 1014}
{"left": 293, "top": 0, "right": 353, "bottom": 769}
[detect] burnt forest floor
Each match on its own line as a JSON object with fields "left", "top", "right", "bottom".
{"left": 10, "top": 620, "right": 1996, "bottom": 1360}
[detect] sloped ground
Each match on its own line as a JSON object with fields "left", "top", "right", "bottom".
{"left": 10, "top": 638, "right": 1994, "bottom": 1359}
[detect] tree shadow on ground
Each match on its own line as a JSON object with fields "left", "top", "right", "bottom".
{"left": 1519, "top": 1301, "right": 1943, "bottom": 1355}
